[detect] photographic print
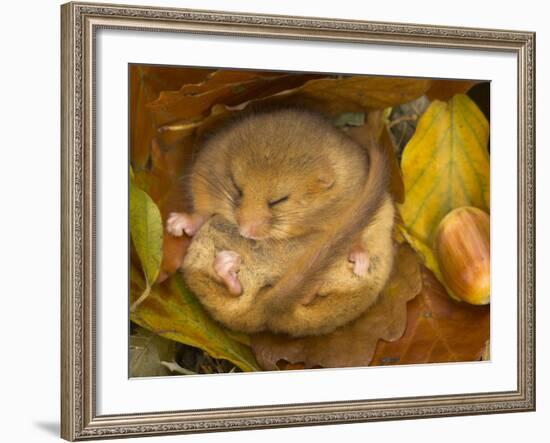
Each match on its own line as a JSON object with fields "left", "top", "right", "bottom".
{"left": 62, "top": 3, "right": 535, "bottom": 439}
{"left": 128, "top": 65, "right": 491, "bottom": 376}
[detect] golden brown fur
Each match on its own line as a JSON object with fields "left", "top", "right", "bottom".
{"left": 182, "top": 197, "right": 395, "bottom": 336}
{"left": 169, "top": 108, "right": 395, "bottom": 336}
{"left": 190, "top": 108, "right": 372, "bottom": 239}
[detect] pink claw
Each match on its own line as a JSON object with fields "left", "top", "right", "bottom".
{"left": 348, "top": 246, "right": 370, "bottom": 277}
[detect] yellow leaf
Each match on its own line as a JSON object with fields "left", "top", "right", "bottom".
{"left": 399, "top": 94, "right": 489, "bottom": 296}
{"left": 400, "top": 94, "right": 489, "bottom": 245}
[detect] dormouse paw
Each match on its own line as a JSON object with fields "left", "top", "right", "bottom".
{"left": 214, "top": 250, "right": 243, "bottom": 296}
{"left": 166, "top": 212, "right": 202, "bottom": 237}
{"left": 348, "top": 245, "right": 370, "bottom": 277}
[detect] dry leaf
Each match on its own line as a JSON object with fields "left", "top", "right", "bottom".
{"left": 426, "top": 79, "right": 480, "bottom": 101}
{"left": 292, "top": 77, "right": 431, "bottom": 113}
{"left": 379, "top": 122, "right": 405, "bottom": 203}
{"left": 149, "top": 71, "right": 322, "bottom": 129}
{"left": 250, "top": 244, "right": 422, "bottom": 369}
{"left": 371, "top": 268, "right": 490, "bottom": 365}
{"left": 158, "top": 74, "right": 433, "bottom": 149}
{"left": 130, "top": 326, "right": 178, "bottom": 377}
{"left": 346, "top": 110, "right": 405, "bottom": 203}
{"left": 130, "top": 65, "right": 213, "bottom": 169}
{"left": 129, "top": 67, "right": 490, "bottom": 373}
{"left": 157, "top": 234, "right": 190, "bottom": 283}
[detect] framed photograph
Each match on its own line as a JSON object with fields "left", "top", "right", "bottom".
{"left": 61, "top": 1, "right": 535, "bottom": 440}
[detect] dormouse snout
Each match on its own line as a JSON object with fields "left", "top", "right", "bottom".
{"left": 237, "top": 212, "right": 272, "bottom": 240}
{"left": 236, "top": 194, "right": 273, "bottom": 240}
{"left": 238, "top": 220, "right": 267, "bottom": 240}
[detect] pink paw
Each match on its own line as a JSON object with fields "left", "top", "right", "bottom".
{"left": 214, "top": 250, "right": 243, "bottom": 296}
{"left": 348, "top": 247, "right": 370, "bottom": 277}
{"left": 166, "top": 212, "right": 203, "bottom": 237}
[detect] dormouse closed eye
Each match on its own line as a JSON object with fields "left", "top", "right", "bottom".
{"left": 230, "top": 175, "right": 242, "bottom": 197}
{"left": 268, "top": 195, "right": 289, "bottom": 207}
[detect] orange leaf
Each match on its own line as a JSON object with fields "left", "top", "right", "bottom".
{"left": 426, "top": 79, "right": 479, "bottom": 101}
{"left": 130, "top": 65, "right": 213, "bottom": 169}
{"left": 370, "top": 268, "right": 490, "bottom": 365}
{"left": 148, "top": 71, "right": 322, "bottom": 129}
{"left": 293, "top": 76, "right": 431, "bottom": 113}
{"left": 157, "top": 234, "right": 190, "bottom": 283}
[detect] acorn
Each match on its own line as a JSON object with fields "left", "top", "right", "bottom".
{"left": 433, "top": 207, "right": 490, "bottom": 305}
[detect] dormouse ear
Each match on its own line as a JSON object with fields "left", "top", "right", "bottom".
{"left": 317, "top": 170, "right": 334, "bottom": 189}
{"left": 307, "top": 161, "right": 335, "bottom": 193}
{"left": 317, "top": 170, "right": 335, "bottom": 189}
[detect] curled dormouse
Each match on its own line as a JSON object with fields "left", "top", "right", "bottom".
{"left": 167, "top": 108, "right": 395, "bottom": 336}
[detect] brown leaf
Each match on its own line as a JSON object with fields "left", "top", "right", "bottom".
{"left": 157, "top": 234, "right": 190, "bottom": 283}
{"left": 346, "top": 111, "right": 405, "bottom": 203}
{"left": 379, "top": 124, "right": 405, "bottom": 203}
{"left": 159, "top": 74, "right": 433, "bottom": 149}
{"left": 370, "top": 268, "right": 490, "bottom": 365}
{"left": 426, "top": 79, "right": 479, "bottom": 101}
{"left": 251, "top": 244, "right": 422, "bottom": 369}
{"left": 292, "top": 76, "right": 431, "bottom": 114}
{"left": 149, "top": 71, "right": 322, "bottom": 129}
{"left": 130, "top": 65, "right": 213, "bottom": 169}
{"left": 170, "top": 70, "right": 284, "bottom": 96}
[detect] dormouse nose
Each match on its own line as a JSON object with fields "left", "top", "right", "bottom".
{"left": 239, "top": 220, "right": 263, "bottom": 240}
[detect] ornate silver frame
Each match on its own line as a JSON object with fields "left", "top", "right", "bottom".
{"left": 61, "top": 2, "right": 536, "bottom": 440}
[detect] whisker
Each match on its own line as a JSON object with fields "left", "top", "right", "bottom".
{"left": 194, "top": 171, "right": 236, "bottom": 205}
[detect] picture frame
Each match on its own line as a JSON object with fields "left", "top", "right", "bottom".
{"left": 61, "top": 1, "right": 536, "bottom": 440}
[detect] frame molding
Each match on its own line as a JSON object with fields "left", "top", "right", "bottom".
{"left": 61, "top": 2, "right": 535, "bottom": 440}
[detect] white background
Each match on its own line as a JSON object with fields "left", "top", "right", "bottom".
{"left": 0, "top": 0, "right": 546, "bottom": 442}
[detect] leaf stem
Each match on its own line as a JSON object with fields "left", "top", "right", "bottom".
{"left": 160, "top": 360, "right": 197, "bottom": 375}
{"left": 388, "top": 114, "right": 417, "bottom": 129}
{"left": 131, "top": 284, "right": 151, "bottom": 313}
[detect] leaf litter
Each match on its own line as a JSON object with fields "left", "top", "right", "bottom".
{"left": 128, "top": 65, "right": 490, "bottom": 375}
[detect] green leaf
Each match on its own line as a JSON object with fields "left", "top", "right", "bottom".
{"left": 130, "top": 182, "right": 163, "bottom": 286}
{"left": 131, "top": 272, "right": 261, "bottom": 372}
{"left": 130, "top": 326, "right": 177, "bottom": 377}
